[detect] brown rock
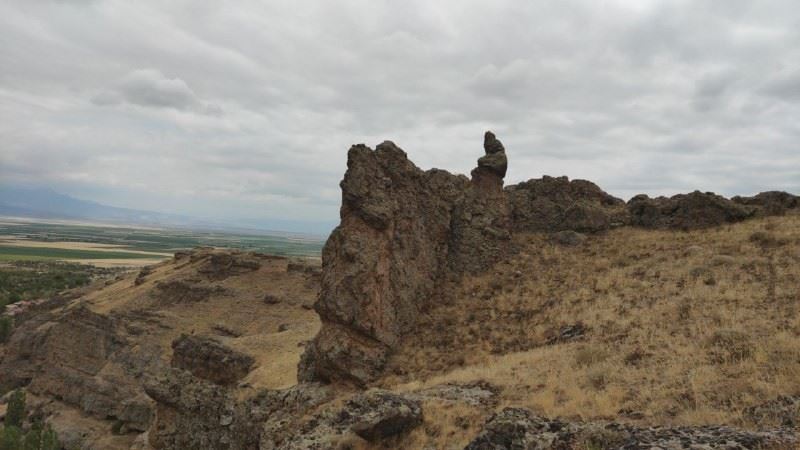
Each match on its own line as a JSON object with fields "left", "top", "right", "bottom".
{"left": 506, "top": 176, "right": 628, "bottom": 232}
{"left": 732, "top": 191, "right": 799, "bottom": 216}
{"left": 299, "top": 138, "right": 511, "bottom": 385}
{"left": 171, "top": 335, "right": 254, "bottom": 386}
{"left": 628, "top": 191, "right": 754, "bottom": 230}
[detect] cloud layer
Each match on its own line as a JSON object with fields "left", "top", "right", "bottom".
{"left": 1, "top": 0, "right": 799, "bottom": 232}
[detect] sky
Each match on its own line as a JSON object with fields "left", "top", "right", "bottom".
{"left": 1, "top": 0, "right": 799, "bottom": 232}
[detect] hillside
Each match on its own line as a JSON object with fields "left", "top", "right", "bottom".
{"left": 0, "top": 249, "right": 320, "bottom": 449}
{"left": 1, "top": 134, "right": 799, "bottom": 449}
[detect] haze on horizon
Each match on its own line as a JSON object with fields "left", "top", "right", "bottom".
{"left": 1, "top": 0, "right": 799, "bottom": 233}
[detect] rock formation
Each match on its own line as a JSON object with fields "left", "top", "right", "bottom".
{"left": 732, "top": 191, "right": 800, "bottom": 216}
{"left": 299, "top": 134, "right": 514, "bottom": 385}
{"left": 506, "top": 176, "right": 628, "bottom": 232}
{"left": 466, "top": 408, "right": 798, "bottom": 449}
{"left": 170, "top": 335, "right": 254, "bottom": 386}
{"left": 627, "top": 191, "right": 755, "bottom": 229}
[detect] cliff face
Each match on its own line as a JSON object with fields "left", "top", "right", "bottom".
{"left": 299, "top": 139, "right": 512, "bottom": 385}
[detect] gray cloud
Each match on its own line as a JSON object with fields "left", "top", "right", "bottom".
{"left": 1, "top": 0, "right": 799, "bottom": 232}
{"left": 92, "top": 68, "right": 222, "bottom": 114}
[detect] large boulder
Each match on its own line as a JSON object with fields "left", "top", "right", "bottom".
{"left": 628, "top": 191, "right": 755, "bottom": 230}
{"left": 348, "top": 390, "right": 423, "bottom": 441}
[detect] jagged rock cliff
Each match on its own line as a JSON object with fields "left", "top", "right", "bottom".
{"left": 299, "top": 139, "right": 513, "bottom": 385}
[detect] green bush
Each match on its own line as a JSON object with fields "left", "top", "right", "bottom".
{"left": 0, "top": 426, "right": 22, "bottom": 450}
{"left": 5, "top": 390, "right": 25, "bottom": 429}
{"left": 0, "top": 317, "right": 12, "bottom": 344}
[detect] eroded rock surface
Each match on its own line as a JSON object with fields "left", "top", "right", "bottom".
{"left": 627, "top": 191, "right": 755, "bottom": 230}
{"left": 300, "top": 136, "right": 513, "bottom": 385}
{"left": 170, "top": 334, "right": 254, "bottom": 386}
{"left": 465, "top": 407, "right": 797, "bottom": 450}
{"left": 733, "top": 191, "right": 799, "bottom": 217}
{"left": 506, "top": 176, "right": 628, "bottom": 233}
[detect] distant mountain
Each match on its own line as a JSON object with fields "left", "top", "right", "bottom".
{"left": 0, "top": 186, "right": 198, "bottom": 226}
{"left": 0, "top": 186, "right": 333, "bottom": 235}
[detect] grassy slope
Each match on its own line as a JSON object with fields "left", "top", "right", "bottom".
{"left": 379, "top": 212, "right": 800, "bottom": 446}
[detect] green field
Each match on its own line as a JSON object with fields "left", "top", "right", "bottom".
{"left": 0, "top": 246, "right": 158, "bottom": 261}
{"left": 0, "top": 220, "right": 325, "bottom": 258}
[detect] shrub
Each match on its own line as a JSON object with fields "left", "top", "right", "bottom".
{"left": 0, "top": 426, "right": 22, "bottom": 450}
{"left": 0, "top": 317, "right": 12, "bottom": 344}
{"left": 706, "top": 329, "right": 754, "bottom": 363}
{"left": 5, "top": 390, "right": 26, "bottom": 429}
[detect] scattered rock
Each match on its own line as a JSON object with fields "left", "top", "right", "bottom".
{"left": 211, "top": 324, "right": 242, "bottom": 338}
{"left": 171, "top": 334, "right": 254, "bottom": 385}
{"left": 134, "top": 267, "right": 153, "bottom": 286}
{"left": 551, "top": 230, "right": 587, "bottom": 246}
{"left": 263, "top": 293, "right": 281, "bottom": 304}
{"left": 465, "top": 407, "right": 797, "bottom": 450}
{"left": 744, "top": 395, "right": 800, "bottom": 428}
{"left": 545, "top": 322, "right": 588, "bottom": 345}
{"left": 277, "top": 323, "right": 289, "bottom": 332}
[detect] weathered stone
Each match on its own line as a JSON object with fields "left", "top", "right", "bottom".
{"left": 506, "top": 176, "right": 628, "bottom": 233}
{"left": 170, "top": 335, "right": 254, "bottom": 386}
{"left": 551, "top": 230, "right": 587, "bottom": 246}
{"left": 348, "top": 390, "right": 423, "bottom": 441}
{"left": 483, "top": 131, "right": 505, "bottom": 154}
{"left": 628, "top": 191, "right": 755, "bottom": 230}
{"left": 300, "top": 137, "right": 512, "bottom": 385}
{"left": 732, "top": 191, "right": 799, "bottom": 216}
{"left": 465, "top": 407, "right": 798, "bottom": 450}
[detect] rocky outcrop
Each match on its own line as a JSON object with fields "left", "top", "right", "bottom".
{"left": 170, "top": 335, "right": 254, "bottom": 386}
{"left": 300, "top": 136, "right": 513, "bottom": 385}
{"left": 465, "top": 407, "right": 797, "bottom": 450}
{"left": 260, "top": 388, "right": 428, "bottom": 449}
{"left": 506, "top": 176, "right": 628, "bottom": 233}
{"left": 194, "top": 250, "right": 264, "bottom": 280}
{"left": 0, "top": 305, "right": 155, "bottom": 433}
{"left": 627, "top": 191, "right": 755, "bottom": 230}
{"left": 145, "top": 370, "right": 331, "bottom": 450}
{"left": 733, "top": 191, "right": 799, "bottom": 217}
{"left": 348, "top": 390, "right": 423, "bottom": 441}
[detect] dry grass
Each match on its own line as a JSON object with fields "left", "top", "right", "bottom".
{"left": 383, "top": 213, "right": 800, "bottom": 427}
{"left": 81, "top": 252, "right": 320, "bottom": 390}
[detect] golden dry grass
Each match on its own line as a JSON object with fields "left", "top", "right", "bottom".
{"left": 81, "top": 252, "right": 320, "bottom": 391}
{"left": 383, "top": 213, "right": 800, "bottom": 428}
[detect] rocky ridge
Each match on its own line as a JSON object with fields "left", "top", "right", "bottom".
{"left": 300, "top": 132, "right": 799, "bottom": 386}
{"left": 1, "top": 132, "right": 799, "bottom": 449}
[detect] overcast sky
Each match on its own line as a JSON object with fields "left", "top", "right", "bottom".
{"left": 1, "top": 0, "right": 799, "bottom": 232}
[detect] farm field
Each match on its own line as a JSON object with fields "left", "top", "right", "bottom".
{"left": 0, "top": 218, "right": 325, "bottom": 307}
{"left": 0, "top": 218, "right": 324, "bottom": 260}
